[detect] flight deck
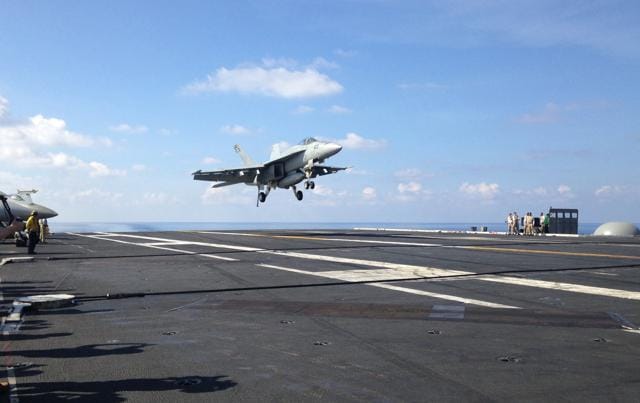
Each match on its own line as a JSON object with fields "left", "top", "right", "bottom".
{"left": 1, "top": 229, "right": 640, "bottom": 402}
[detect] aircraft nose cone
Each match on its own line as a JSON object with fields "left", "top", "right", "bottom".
{"left": 327, "top": 143, "right": 342, "bottom": 156}
{"left": 34, "top": 204, "right": 58, "bottom": 219}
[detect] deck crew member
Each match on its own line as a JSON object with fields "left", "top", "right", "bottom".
{"left": 543, "top": 212, "right": 550, "bottom": 234}
{"left": 25, "top": 210, "right": 39, "bottom": 254}
{"left": 525, "top": 212, "right": 533, "bottom": 236}
{"left": 39, "top": 218, "right": 49, "bottom": 243}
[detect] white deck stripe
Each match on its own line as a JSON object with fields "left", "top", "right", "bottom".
{"left": 71, "top": 232, "right": 640, "bottom": 302}
{"left": 140, "top": 245, "right": 238, "bottom": 262}
{"left": 68, "top": 233, "right": 238, "bottom": 261}
{"left": 257, "top": 264, "right": 518, "bottom": 309}
{"left": 196, "top": 231, "right": 444, "bottom": 247}
{"left": 266, "top": 251, "right": 470, "bottom": 276}
{"left": 479, "top": 275, "right": 640, "bottom": 301}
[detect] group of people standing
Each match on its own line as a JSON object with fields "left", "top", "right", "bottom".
{"left": 507, "top": 211, "right": 550, "bottom": 235}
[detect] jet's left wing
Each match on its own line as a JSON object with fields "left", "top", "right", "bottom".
{"left": 308, "top": 165, "right": 349, "bottom": 178}
{"left": 193, "top": 165, "right": 263, "bottom": 185}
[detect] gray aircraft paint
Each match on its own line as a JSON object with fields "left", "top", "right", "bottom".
{"left": 0, "top": 190, "right": 58, "bottom": 222}
{"left": 193, "top": 137, "right": 345, "bottom": 205}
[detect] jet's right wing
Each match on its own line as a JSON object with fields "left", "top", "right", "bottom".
{"left": 193, "top": 165, "right": 263, "bottom": 186}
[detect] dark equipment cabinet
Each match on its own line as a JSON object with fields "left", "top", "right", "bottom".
{"left": 549, "top": 208, "right": 578, "bottom": 234}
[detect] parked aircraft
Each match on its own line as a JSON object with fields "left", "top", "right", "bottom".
{"left": 0, "top": 190, "right": 58, "bottom": 221}
{"left": 0, "top": 191, "right": 24, "bottom": 238}
{"left": 193, "top": 138, "right": 346, "bottom": 205}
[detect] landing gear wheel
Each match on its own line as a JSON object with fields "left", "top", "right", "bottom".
{"left": 304, "top": 182, "right": 310, "bottom": 190}
{"left": 296, "top": 190, "right": 303, "bottom": 201}
{"left": 258, "top": 192, "right": 267, "bottom": 203}
{"left": 309, "top": 181, "right": 315, "bottom": 190}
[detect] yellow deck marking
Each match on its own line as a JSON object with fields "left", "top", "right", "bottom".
{"left": 199, "top": 231, "right": 640, "bottom": 260}
{"left": 461, "top": 246, "right": 640, "bottom": 260}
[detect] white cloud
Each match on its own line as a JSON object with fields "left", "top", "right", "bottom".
{"left": 69, "top": 188, "right": 123, "bottom": 203}
{"left": 312, "top": 184, "right": 335, "bottom": 197}
{"left": 398, "top": 182, "right": 423, "bottom": 194}
{"left": 595, "top": 185, "right": 620, "bottom": 197}
{"left": 183, "top": 63, "right": 343, "bottom": 99}
{"left": 0, "top": 96, "right": 9, "bottom": 119}
{"left": 308, "top": 184, "right": 347, "bottom": 206}
{"left": 394, "top": 168, "right": 423, "bottom": 179}
{"left": 2, "top": 114, "right": 96, "bottom": 148}
{"left": 459, "top": 182, "right": 500, "bottom": 199}
{"left": 88, "top": 161, "right": 126, "bottom": 177}
{"left": 109, "top": 123, "right": 148, "bottom": 134}
{"left": 220, "top": 124, "right": 251, "bottom": 135}
{"left": 557, "top": 184, "right": 573, "bottom": 197}
{"left": 202, "top": 156, "right": 221, "bottom": 165}
{"left": 310, "top": 57, "right": 339, "bottom": 70}
{"left": 327, "top": 105, "right": 351, "bottom": 114}
{"left": 362, "top": 187, "right": 377, "bottom": 201}
{"left": 0, "top": 170, "right": 35, "bottom": 190}
{"left": 293, "top": 105, "right": 314, "bottom": 114}
{"left": 594, "top": 185, "right": 638, "bottom": 199}
{"left": 332, "top": 132, "right": 387, "bottom": 150}
{"left": 393, "top": 181, "right": 432, "bottom": 202}
{"left": 0, "top": 98, "right": 121, "bottom": 178}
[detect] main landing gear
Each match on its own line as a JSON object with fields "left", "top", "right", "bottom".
{"left": 304, "top": 181, "right": 315, "bottom": 190}
{"left": 256, "top": 186, "right": 271, "bottom": 206}
{"left": 292, "top": 185, "right": 303, "bottom": 201}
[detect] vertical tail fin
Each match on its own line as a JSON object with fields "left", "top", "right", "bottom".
{"left": 269, "top": 143, "right": 282, "bottom": 161}
{"left": 234, "top": 144, "right": 255, "bottom": 167}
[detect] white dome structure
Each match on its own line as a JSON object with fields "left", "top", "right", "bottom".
{"left": 593, "top": 222, "right": 640, "bottom": 237}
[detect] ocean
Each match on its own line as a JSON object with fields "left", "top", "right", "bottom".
{"left": 50, "top": 222, "right": 608, "bottom": 235}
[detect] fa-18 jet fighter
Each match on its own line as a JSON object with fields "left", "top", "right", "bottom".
{"left": 193, "top": 138, "right": 346, "bottom": 205}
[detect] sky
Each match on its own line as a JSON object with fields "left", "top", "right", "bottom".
{"left": 1, "top": 0, "right": 639, "bottom": 223}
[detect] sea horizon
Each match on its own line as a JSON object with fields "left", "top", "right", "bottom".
{"left": 47, "top": 221, "right": 618, "bottom": 235}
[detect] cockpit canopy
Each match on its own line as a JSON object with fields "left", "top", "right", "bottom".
{"left": 299, "top": 137, "right": 318, "bottom": 145}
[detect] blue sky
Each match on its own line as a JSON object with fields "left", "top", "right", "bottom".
{"left": 1, "top": 0, "right": 638, "bottom": 223}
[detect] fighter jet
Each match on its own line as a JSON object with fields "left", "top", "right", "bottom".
{"left": 0, "top": 190, "right": 58, "bottom": 221}
{"left": 0, "top": 191, "right": 24, "bottom": 238}
{"left": 193, "top": 138, "right": 346, "bottom": 205}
